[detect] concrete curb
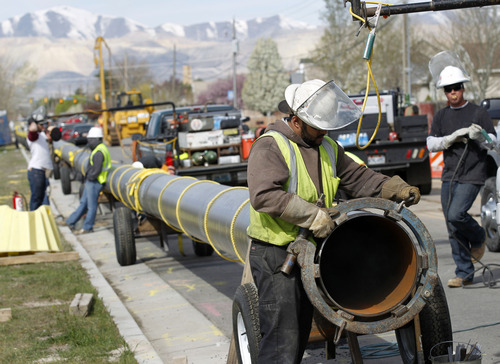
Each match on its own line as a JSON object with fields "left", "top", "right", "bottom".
{"left": 50, "top": 199, "right": 164, "bottom": 364}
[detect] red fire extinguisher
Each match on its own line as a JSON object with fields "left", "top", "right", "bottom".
{"left": 12, "top": 191, "right": 24, "bottom": 211}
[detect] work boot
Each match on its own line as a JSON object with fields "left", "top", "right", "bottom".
{"left": 56, "top": 219, "right": 68, "bottom": 226}
{"left": 447, "top": 277, "right": 472, "bottom": 288}
{"left": 74, "top": 229, "right": 93, "bottom": 235}
{"left": 471, "top": 240, "right": 486, "bottom": 263}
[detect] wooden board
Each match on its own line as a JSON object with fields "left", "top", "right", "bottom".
{"left": 0, "top": 251, "right": 79, "bottom": 266}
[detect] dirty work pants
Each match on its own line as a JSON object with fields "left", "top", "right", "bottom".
{"left": 66, "top": 180, "right": 103, "bottom": 231}
{"left": 441, "top": 181, "right": 485, "bottom": 280}
{"left": 249, "top": 240, "right": 314, "bottom": 364}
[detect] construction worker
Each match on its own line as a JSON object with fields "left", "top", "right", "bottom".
{"left": 26, "top": 107, "right": 57, "bottom": 210}
{"left": 427, "top": 65, "right": 496, "bottom": 287}
{"left": 58, "top": 127, "right": 111, "bottom": 234}
{"left": 246, "top": 79, "right": 421, "bottom": 362}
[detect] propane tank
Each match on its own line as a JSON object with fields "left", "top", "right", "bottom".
{"left": 12, "top": 191, "right": 24, "bottom": 211}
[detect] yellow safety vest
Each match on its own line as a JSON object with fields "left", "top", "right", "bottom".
{"left": 90, "top": 143, "right": 111, "bottom": 184}
{"left": 247, "top": 131, "right": 340, "bottom": 246}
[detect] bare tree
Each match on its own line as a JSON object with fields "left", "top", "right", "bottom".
{"left": 428, "top": 8, "right": 500, "bottom": 101}
{"left": 311, "top": 0, "right": 407, "bottom": 94}
{"left": 0, "top": 57, "right": 37, "bottom": 118}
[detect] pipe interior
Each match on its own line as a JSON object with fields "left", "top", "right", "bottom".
{"left": 318, "top": 213, "right": 417, "bottom": 317}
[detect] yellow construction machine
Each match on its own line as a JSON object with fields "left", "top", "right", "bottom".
{"left": 94, "top": 37, "right": 154, "bottom": 145}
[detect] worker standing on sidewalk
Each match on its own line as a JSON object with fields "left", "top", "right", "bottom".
{"left": 59, "top": 127, "right": 111, "bottom": 235}
{"left": 246, "top": 79, "right": 421, "bottom": 363}
{"left": 426, "top": 65, "right": 496, "bottom": 288}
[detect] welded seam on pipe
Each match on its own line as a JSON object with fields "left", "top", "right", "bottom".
{"left": 125, "top": 169, "right": 146, "bottom": 210}
{"left": 230, "top": 197, "right": 249, "bottom": 263}
{"left": 204, "top": 188, "right": 244, "bottom": 263}
{"left": 116, "top": 167, "right": 138, "bottom": 210}
{"left": 157, "top": 176, "right": 193, "bottom": 233}
{"left": 128, "top": 169, "right": 169, "bottom": 213}
{"left": 80, "top": 156, "right": 89, "bottom": 176}
{"left": 176, "top": 180, "right": 218, "bottom": 243}
{"left": 109, "top": 165, "right": 130, "bottom": 204}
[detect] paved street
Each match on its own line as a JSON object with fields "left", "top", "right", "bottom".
{"left": 49, "top": 149, "right": 500, "bottom": 364}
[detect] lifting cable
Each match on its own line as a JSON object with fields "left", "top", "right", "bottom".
{"left": 349, "top": 1, "right": 393, "bottom": 150}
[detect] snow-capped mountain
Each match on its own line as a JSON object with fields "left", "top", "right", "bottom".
{"left": 0, "top": 5, "right": 316, "bottom": 42}
{"left": 0, "top": 6, "right": 324, "bottom": 100}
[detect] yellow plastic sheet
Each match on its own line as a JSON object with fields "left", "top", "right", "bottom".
{"left": 0, "top": 205, "right": 62, "bottom": 254}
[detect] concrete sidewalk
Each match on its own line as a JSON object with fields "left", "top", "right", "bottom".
{"left": 50, "top": 179, "right": 230, "bottom": 364}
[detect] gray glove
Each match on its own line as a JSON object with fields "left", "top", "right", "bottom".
{"left": 280, "top": 194, "right": 334, "bottom": 238}
{"left": 468, "top": 123, "right": 485, "bottom": 142}
{"left": 443, "top": 127, "right": 469, "bottom": 149}
{"left": 380, "top": 175, "right": 421, "bottom": 206}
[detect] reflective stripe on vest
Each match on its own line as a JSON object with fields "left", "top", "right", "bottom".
{"left": 90, "top": 143, "right": 111, "bottom": 184}
{"left": 247, "top": 131, "right": 340, "bottom": 246}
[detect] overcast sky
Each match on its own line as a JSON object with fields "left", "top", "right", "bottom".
{"left": 1, "top": 0, "right": 328, "bottom": 27}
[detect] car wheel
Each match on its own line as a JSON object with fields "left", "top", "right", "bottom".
{"left": 481, "top": 177, "right": 500, "bottom": 252}
{"left": 113, "top": 206, "right": 136, "bottom": 266}
{"left": 60, "top": 163, "right": 72, "bottom": 195}
{"left": 396, "top": 279, "right": 453, "bottom": 364}
{"left": 192, "top": 241, "right": 214, "bottom": 257}
{"left": 232, "top": 283, "right": 261, "bottom": 364}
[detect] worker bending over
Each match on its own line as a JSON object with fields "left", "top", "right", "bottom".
{"left": 246, "top": 79, "right": 421, "bottom": 363}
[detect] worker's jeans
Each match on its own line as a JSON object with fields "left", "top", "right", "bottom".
{"left": 28, "top": 168, "right": 49, "bottom": 211}
{"left": 441, "top": 181, "right": 485, "bottom": 280}
{"left": 66, "top": 180, "right": 103, "bottom": 231}
{"left": 249, "top": 240, "right": 314, "bottom": 364}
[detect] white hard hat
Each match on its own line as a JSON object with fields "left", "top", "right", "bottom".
{"left": 87, "top": 127, "right": 103, "bottom": 138}
{"left": 132, "top": 161, "right": 144, "bottom": 169}
{"left": 279, "top": 79, "right": 361, "bottom": 130}
{"left": 437, "top": 66, "right": 470, "bottom": 88}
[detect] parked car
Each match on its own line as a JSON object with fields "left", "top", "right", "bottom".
{"left": 65, "top": 123, "right": 94, "bottom": 146}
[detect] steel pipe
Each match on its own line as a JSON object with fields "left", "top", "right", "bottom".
{"left": 54, "top": 141, "right": 250, "bottom": 262}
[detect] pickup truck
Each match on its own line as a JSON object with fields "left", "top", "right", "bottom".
{"left": 133, "top": 104, "right": 250, "bottom": 186}
{"left": 329, "top": 90, "right": 433, "bottom": 195}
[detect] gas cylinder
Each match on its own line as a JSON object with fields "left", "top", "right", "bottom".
{"left": 12, "top": 191, "right": 24, "bottom": 211}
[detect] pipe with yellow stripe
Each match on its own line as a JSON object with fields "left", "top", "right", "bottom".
{"left": 53, "top": 140, "right": 251, "bottom": 262}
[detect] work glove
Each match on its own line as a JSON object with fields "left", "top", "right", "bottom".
{"left": 380, "top": 175, "right": 421, "bottom": 206}
{"left": 280, "top": 194, "right": 335, "bottom": 238}
{"left": 468, "top": 123, "right": 485, "bottom": 142}
{"left": 443, "top": 127, "right": 469, "bottom": 149}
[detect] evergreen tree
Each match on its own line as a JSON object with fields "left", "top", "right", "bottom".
{"left": 242, "top": 38, "right": 289, "bottom": 115}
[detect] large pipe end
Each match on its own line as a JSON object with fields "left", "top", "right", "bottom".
{"left": 318, "top": 212, "right": 418, "bottom": 318}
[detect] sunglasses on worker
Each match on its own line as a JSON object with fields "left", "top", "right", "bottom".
{"left": 444, "top": 83, "right": 463, "bottom": 93}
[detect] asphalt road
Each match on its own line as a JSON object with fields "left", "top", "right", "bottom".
{"left": 49, "top": 143, "right": 500, "bottom": 363}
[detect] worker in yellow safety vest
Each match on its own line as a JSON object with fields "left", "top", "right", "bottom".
{"left": 58, "top": 127, "right": 111, "bottom": 234}
{"left": 246, "top": 79, "right": 421, "bottom": 362}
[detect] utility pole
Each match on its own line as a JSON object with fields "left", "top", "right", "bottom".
{"left": 232, "top": 18, "right": 238, "bottom": 108}
{"left": 402, "top": 12, "right": 412, "bottom": 102}
{"left": 172, "top": 44, "right": 176, "bottom": 96}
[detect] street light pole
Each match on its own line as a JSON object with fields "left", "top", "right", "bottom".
{"left": 232, "top": 18, "right": 238, "bottom": 109}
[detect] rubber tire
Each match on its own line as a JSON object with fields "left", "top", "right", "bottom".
{"left": 396, "top": 279, "right": 453, "bottom": 364}
{"left": 418, "top": 181, "right": 432, "bottom": 196}
{"left": 232, "top": 283, "right": 261, "bottom": 364}
{"left": 192, "top": 241, "right": 214, "bottom": 257}
{"left": 481, "top": 177, "right": 500, "bottom": 252}
{"left": 52, "top": 158, "right": 60, "bottom": 180}
{"left": 113, "top": 206, "right": 136, "bottom": 266}
{"left": 60, "top": 164, "right": 72, "bottom": 195}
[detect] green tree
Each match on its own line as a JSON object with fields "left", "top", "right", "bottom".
{"left": 242, "top": 38, "right": 289, "bottom": 115}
